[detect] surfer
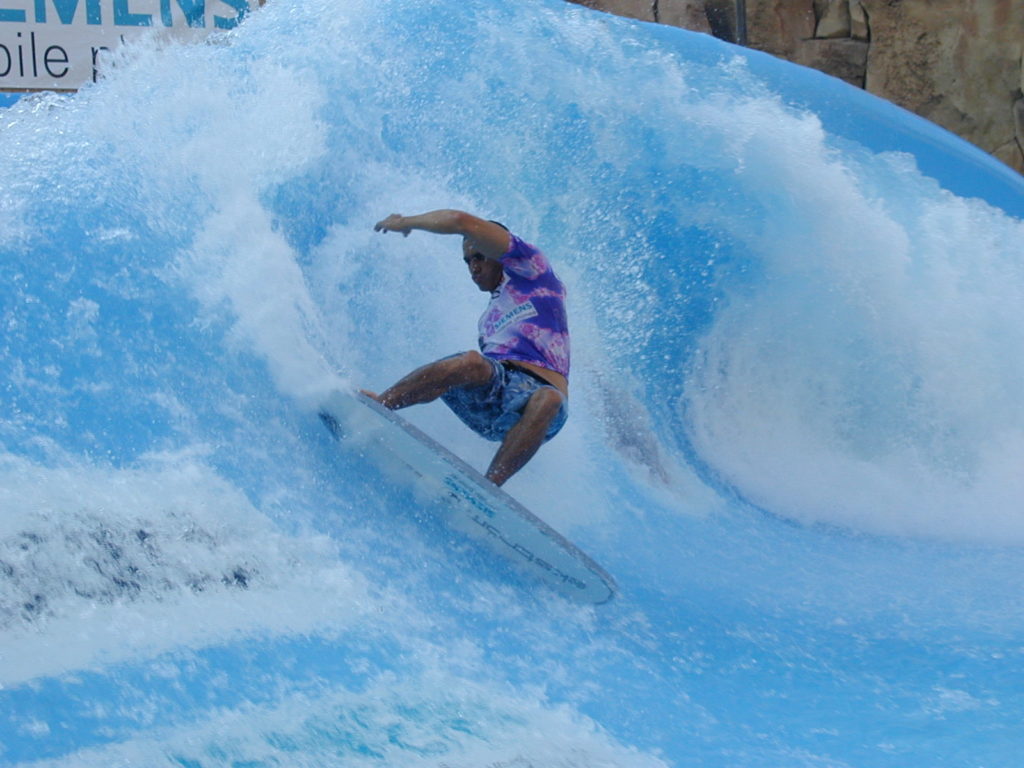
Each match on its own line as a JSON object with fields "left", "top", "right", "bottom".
{"left": 366, "top": 209, "right": 569, "bottom": 486}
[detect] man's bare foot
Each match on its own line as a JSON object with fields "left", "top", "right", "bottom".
{"left": 360, "top": 389, "right": 399, "bottom": 409}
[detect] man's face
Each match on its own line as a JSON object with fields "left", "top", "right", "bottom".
{"left": 462, "top": 239, "right": 503, "bottom": 292}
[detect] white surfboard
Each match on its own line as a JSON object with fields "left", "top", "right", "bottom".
{"left": 319, "top": 390, "right": 616, "bottom": 604}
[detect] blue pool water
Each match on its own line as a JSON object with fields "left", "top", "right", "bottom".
{"left": 2, "top": 1, "right": 1022, "bottom": 765}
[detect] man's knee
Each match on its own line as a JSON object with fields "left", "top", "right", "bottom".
{"left": 525, "top": 387, "right": 564, "bottom": 424}
{"left": 448, "top": 350, "right": 493, "bottom": 385}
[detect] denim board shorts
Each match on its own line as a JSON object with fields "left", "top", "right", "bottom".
{"left": 441, "top": 355, "right": 568, "bottom": 443}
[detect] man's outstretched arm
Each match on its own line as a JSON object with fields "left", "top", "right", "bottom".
{"left": 374, "top": 209, "right": 510, "bottom": 260}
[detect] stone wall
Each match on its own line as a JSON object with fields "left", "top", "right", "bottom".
{"left": 566, "top": 0, "right": 1024, "bottom": 175}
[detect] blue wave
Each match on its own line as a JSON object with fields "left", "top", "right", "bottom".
{"left": 1, "top": 0, "right": 1022, "bottom": 765}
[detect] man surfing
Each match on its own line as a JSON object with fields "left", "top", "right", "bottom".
{"left": 366, "top": 209, "right": 569, "bottom": 487}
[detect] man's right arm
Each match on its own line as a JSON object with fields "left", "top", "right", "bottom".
{"left": 374, "top": 209, "right": 510, "bottom": 259}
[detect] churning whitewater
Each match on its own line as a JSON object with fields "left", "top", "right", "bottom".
{"left": 1, "top": 0, "right": 1022, "bottom": 765}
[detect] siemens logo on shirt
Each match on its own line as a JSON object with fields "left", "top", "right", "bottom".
{"left": 492, "top": 301, "right": 538, "bottom": 334}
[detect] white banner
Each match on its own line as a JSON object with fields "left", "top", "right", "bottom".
{"left": 0, "top": 0, "right": 260, "bottom": 92}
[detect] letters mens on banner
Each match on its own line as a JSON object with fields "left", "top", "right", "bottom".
{"left": 0, "top": 0, "right": 261, "bottom": 92}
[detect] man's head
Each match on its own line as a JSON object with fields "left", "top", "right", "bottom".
{"left": 462, "top": 238, "right": 504, "bottom": 292}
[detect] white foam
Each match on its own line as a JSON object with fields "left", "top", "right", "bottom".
{"left": 0, "top": 453, "right": 376, "bottom": 686}
{"left": 679, "top": 92, "right": 1024, "bottom": 543}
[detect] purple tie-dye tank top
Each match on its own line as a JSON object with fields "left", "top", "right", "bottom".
{"left": 478, "top": 234, "right": 570, "bottom": 379}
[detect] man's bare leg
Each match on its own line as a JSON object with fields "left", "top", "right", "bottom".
{"left": 363, "top": 351, "right": 493, "bottom": 410}
{"left": 486, "top": 387, "right": 564, "bottom": 486}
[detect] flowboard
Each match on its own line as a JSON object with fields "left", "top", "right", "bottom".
{"left": 319, "top": 390, "right": 616, "bottom": 604}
